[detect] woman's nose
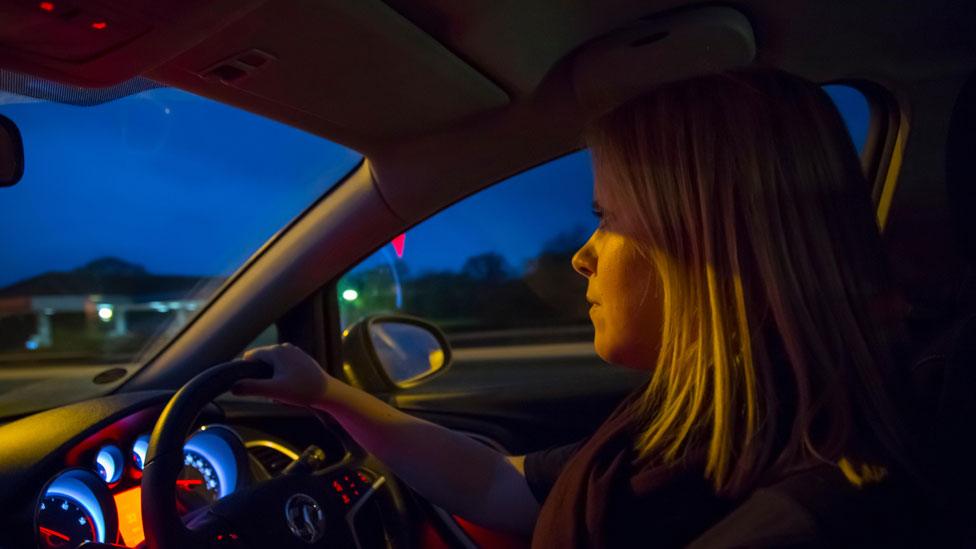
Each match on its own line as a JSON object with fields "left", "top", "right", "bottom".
{"left": 572, "top": 232, "right": 597, "bottom": 278}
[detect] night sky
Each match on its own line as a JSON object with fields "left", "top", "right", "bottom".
{"left": 0, "top": 85, "right": 867, "bottom": 289}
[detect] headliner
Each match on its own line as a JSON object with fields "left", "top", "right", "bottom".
{"left": 1, "top": 0, "right": 974, "bottom": 224}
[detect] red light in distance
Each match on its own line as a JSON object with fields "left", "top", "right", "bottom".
{"left": 38, "top": 2, "right": 55, "bottom": 12}
{"left": 90, "top": 21, "right": 108, "bottom": 30}
{"left": 391, "top": 233, "right": 406, "bottom": 258}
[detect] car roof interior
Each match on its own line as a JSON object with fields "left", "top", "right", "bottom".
{"left": 1, "top": 0, "right": 975, "bottom": 389}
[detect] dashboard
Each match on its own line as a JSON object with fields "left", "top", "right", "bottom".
{"left": 38, "top": 424, "right": 249, "bottom": 548}
{"left": 0, "top": 391, "right": 353, "bottom": 549}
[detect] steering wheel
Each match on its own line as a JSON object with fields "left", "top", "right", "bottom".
{"left": 141, "top": 360, "right": 410, "bottom": 549}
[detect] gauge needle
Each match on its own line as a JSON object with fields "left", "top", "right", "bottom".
{"left": 176, "top": 479, "right": 204, "bottom": 489}
{"left": 39, "top": 526, "right": 70, "bottom": 541}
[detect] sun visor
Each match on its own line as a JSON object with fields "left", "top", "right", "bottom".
{"left": 572, "top": 7, "right": 756, "bottom": 118}
{"left": 153, "top": 0, "right": 510, "bottom": 142}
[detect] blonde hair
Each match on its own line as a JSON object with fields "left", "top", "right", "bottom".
{"left": 586, "top": 68, "right": 909, "bottom": 496}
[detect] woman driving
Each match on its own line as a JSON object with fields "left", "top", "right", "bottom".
{"left": 235, "top": 68, "right": 917, "bottom": 547}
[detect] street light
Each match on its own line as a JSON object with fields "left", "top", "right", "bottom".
{"left": 97, "top": 305, "right": 114, "bottom": 322}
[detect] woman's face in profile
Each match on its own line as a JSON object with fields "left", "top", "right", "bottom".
{"left": 572, "top": 217, "right": 663, "bottom": 370}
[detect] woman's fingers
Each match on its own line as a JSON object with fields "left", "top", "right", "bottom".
{"left": 242, "top": 345, "right": 282, "bottom": 365}
{"left": 235, "top": 344, "right": 287, "bottom": 396}
{"left": 234, "top": 343, "right": 325, "bottom": 406}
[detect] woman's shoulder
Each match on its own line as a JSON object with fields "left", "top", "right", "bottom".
{"left": 687, "top": 465, "right": 920, "bottom": 548}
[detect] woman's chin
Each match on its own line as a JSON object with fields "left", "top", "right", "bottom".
{"left": 594, "top": 337, "right": 654, "bottom": 370}
{"left": 593, "top": 338, "right": 625, "bottom": 366}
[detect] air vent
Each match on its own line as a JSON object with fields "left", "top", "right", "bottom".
{"left": 247, "top": 442, "right": 296, "bottom": 476}
{"left": 92, "top": 367, "right": 127, "bottom": 384}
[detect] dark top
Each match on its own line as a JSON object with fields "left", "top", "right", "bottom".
{"left": 524, "top": 388, "right": 920, "bottom": 548}
{"left": 524, "top": 440, "right": 583, "bottom": 503}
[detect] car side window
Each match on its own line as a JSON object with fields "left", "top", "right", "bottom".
{"left": 243, "top": 324, "right": 279, "bottom": 353}
{"left": 339, "top": 150, "right": 598, "bottom": 352}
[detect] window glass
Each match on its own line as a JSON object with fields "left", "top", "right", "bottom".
{"left": 823, "top": 84, "right": 870, "bottom": 154}
{"left": 338, "top": 151, "right": 597, "bottom": 348}
{"left": 244, "top": 324, "right": 279, "bottom": 354}
{"left": 0, "top": 83, "right": 360, "bottom": 413}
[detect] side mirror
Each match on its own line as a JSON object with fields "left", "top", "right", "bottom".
{"left": 340, "top": 315, "right": 452, "bottom": 392}
{"left": 0, "top": 114, "right": 24, "bottom": 187}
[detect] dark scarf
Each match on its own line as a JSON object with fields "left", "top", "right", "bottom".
{"left": 531, "top": 385, "right": 736, "bottom": 548}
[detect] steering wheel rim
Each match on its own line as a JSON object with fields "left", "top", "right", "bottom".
{"left": 142, "top": 360, "right": 273, "bottom": 549}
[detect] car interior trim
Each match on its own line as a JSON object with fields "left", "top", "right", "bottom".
{"left": 244, "top": 439, "right": 301, "bottom": 462}
{"left": 345, "top": 474, "right": 387, "bottom": 549}
{"left": 876, "top": 104, "right": 911, "bottom": 230}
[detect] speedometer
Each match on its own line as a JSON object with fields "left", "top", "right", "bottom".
{"left": 178, "top": 449, "right": 222, "bottom": 507}
{"left": 175, "top": 425, "right": 249, "bottom": 513}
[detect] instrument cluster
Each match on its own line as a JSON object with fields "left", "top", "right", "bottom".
{"left": 35, "top": 425, "right": 249, "bottom": 549}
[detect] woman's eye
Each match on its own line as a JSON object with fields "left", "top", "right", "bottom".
{"left": 591, "top": 203, "right": 606, "bottom": 220}
{"left": 592, "top": 208, "right": 610, "bottom": 229}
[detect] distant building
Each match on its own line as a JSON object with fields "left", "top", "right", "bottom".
{"left": 0, "top": 258, "right": 219, "bottom": 351}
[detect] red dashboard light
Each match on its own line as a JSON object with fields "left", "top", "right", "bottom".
{"left": 90, "top": 21, "right": 108, "bottom": 30}
{"left": 38, "top": 2, "right": 55, "bottom": 12}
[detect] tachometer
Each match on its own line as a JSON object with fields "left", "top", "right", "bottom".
{"left": 36, "top": 469, "right": 118, "bottom": 548}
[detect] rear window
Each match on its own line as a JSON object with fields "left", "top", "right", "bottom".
{"left": 824, "top": 83, "right": 870, "bottom": 154}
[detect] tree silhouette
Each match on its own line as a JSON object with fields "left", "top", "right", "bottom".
{"left": 461, "top": 253, "right": 512, "bottom": 283}
{"left": 338, "top": 229, "right": 595, "bottom": 335}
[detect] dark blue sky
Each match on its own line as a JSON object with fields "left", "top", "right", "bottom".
{"left": 0, "top": 88, "right": 360, "bottom": 287}
{"left": 0, "top": 85, "right": 867, "bottom": 288}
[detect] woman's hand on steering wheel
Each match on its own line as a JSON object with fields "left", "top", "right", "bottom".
{"left": 233, "top": 343, "right": 333, "bottom": 407}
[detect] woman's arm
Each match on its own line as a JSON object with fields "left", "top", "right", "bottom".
{"left": 234, "top": 344, "right": 541, "bottom": 536}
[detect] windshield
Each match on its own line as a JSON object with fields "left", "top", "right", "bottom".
{"left": 0, "top": 83, "right": 361, "bottom": 415}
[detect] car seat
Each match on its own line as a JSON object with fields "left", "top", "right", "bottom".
{"left": 907, "top": 68, "right": 976, "bottom": 548}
